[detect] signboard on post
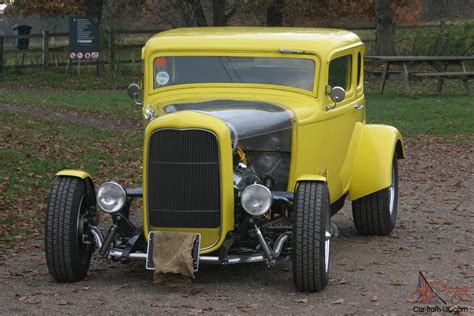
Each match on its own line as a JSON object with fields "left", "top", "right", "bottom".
{"left": 69, "top": 16, "right": 100, "bottom": 61}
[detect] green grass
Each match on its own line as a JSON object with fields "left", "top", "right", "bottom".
{"left": 0, "top": 68, "right": 144, "bottom": 121}
{"left": 0, "top": 89, "right": 140, "bottom": 121}
{"left": 0, "top": 110, "right": 142, "bottom": 241}
{"left": 365, "top": 92, "right": 474, "bottom": 138}
{"left": 0, "top": 110, "right": 142, "bottom": 192}
{"left": 0, "top": 66, "right": 142, "bottom": 90}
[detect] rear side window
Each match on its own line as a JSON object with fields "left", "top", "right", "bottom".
{"left": 329, "top": 55, "right": 352, "bottom": 90}
{"left": 357, "top": 52, "right": 362, "bottom": 86}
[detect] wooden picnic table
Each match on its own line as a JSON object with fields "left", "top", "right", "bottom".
{"left": 366, "top": 55, "right": 474, "bottom": 95}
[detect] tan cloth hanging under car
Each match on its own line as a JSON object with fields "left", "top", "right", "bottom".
{"left": 152, "top": 231, "right": 198, "bottom": 285}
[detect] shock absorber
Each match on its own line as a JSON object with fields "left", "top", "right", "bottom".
{"left": 99, "top": 222, "right": 119, "bottom": 257}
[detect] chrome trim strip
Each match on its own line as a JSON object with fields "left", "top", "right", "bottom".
{"left": 109, "top": 249, "right": 147, "bottom": 259}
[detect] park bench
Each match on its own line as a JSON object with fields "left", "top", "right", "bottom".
{"left": 410, "top": 71, "right": 474, "bottom": 95}
{"left": 366, "top": 56, "right": 474, "bottom": 96}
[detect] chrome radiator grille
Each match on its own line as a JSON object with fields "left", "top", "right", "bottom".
{"left": 147, "top": 129, "right": 221, "bottom": 228}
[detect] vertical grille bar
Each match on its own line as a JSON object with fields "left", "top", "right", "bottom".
{"left": 148, "top": 129, "right": 221, "bottom": 228}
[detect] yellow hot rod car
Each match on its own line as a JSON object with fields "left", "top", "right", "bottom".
{"left": 45, "top": 28, "right": 405, "bottom": 292}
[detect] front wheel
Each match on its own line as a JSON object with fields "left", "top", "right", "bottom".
{"left": 45, "top": 176, "right": 95, "bottom": 282}
{"left": 292, "top": 181, "right": 331, "bottom": 292}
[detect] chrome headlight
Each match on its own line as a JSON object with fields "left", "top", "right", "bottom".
{"left": 241, "top": 184, "right": 272, "bottom": 216}
{"left": 97, "top": 182, "right": 127, "bottom": 213}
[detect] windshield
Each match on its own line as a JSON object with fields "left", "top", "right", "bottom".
{"left": 153, "top": 56, "right": 315, "bottom": 91}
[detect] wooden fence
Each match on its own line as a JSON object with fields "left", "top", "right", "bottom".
{"left": 0, "top": 29, "right": 165, "bottom": 72}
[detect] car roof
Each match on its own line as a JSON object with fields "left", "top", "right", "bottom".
{"left": 143, "top": 27, "right": 362, "bottom": 57}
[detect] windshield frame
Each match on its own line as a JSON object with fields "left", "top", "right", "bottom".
{"left": 147, "top": 51, "right": 320, "bottom": 97}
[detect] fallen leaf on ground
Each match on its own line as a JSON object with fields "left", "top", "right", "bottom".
{"left": 189, "top": 308, "right": 204, "bottom": 314}
{"left": 295, "top": 298, "right": 308, "bottom": 303}
{"left": 190, "top": 288, "right": 202, "bottom": 295}
{"left": 390, "top": 281, "right": 407, "bottom": 287}
{"left": 25, "top": 297, "right": 42, "bottom": 304}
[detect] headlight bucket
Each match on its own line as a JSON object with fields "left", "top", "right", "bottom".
{"left": 144, "top": 106, "right": 157, "bottom": 123}
{"left": 97, "top": 182, "right": 127, "bottom": 213}
{"left": 240, "top": 184, "right": 272, "bottom": 216}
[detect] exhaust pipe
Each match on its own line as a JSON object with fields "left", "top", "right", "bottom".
{"left": 89, "top": 226, "right": 104, "bottom": 249}
{"left": 253, "top": 224, "right": 289, "bottom": 265}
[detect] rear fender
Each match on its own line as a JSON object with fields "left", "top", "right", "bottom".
{"left": 348, "top": 125, "right": 405, "bottom": 201}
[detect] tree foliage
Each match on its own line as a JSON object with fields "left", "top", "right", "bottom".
{"left": 0, "top": 0, "right": 87, "bottom": 16}
{"left": 258, "top": 0, "right": 422, "bottom": 25}
{"left": 0, "top": 0, "right": 146, "bottom": 20}
{"left": 1, "top": 0, "right": 422, "bottom": 27}
{"left": 150, "top": 0, "right": 237, "bottom": 27}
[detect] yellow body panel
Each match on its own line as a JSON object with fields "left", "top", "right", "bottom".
{"left": 142, "top": 111, "right": 234, "bottom": 254}
{"left": 56, "top": 169, "right": 93, "bottom": 180}
{"left": 348, "top": 124, "right": 405, "bottom": 201}
{"left": 143, "top": 27, "right": 361, "bottom": 59}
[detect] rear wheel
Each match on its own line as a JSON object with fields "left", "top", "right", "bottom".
{"left": 352, "top": 155, "right": 399, "bottom": 235}
{"left": 45, "top": 177, "right": 95, "bottom": 282}
{"left": 292, "top": 181, "right": 331, "bottom": 292}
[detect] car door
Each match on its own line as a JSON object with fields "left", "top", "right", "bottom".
{"left": 321, "top": 49, "right": 365, "bottom": 201}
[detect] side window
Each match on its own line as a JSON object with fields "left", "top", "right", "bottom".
{"left": 357, "top": 52, "right": 362, "bottom": 86}
{"left": 329, "top": 55, "right": 352, "bottom": 90}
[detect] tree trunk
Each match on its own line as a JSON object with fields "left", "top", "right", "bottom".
{"left": 212, "top": 0, "right": 226, "bottom": 26}
{"left": 266, "top": 0, "right": 284, "bottom": 26}
{"left": 84, "top": 0, "right": 104, "bottom": 19}
{"left": 189, "top": 0, "right": 208, "bottom": 26}
{"left": 375, "top": 0, "right": 395, "bottom": 55}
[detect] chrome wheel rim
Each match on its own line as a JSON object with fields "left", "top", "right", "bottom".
{"left": 76, "top": 195, "right": 91, "bottom": 265}
{"left": 324, "top": 230, "right": 331, "bottom": 273}
{"left": 388, "top": 166, "right": 396, "bottom": 215}
{"left": 76, "top": 196, "right": 85, "bottom": 240}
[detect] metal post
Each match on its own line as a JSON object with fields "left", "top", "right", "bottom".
{"left": 65, "top": 59, "right": 72, "bottom": 75}
{"left": 96, "top": 58, "right": 100, "bottom": 76}
{"left": 42, "top": 30, "right": 49, "bottom": 69}
{"left": 108, "top": 29, "right": 115, "bottom": 71}
{"left": 0, "top": 31, "right": 4, "bottom": 74}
